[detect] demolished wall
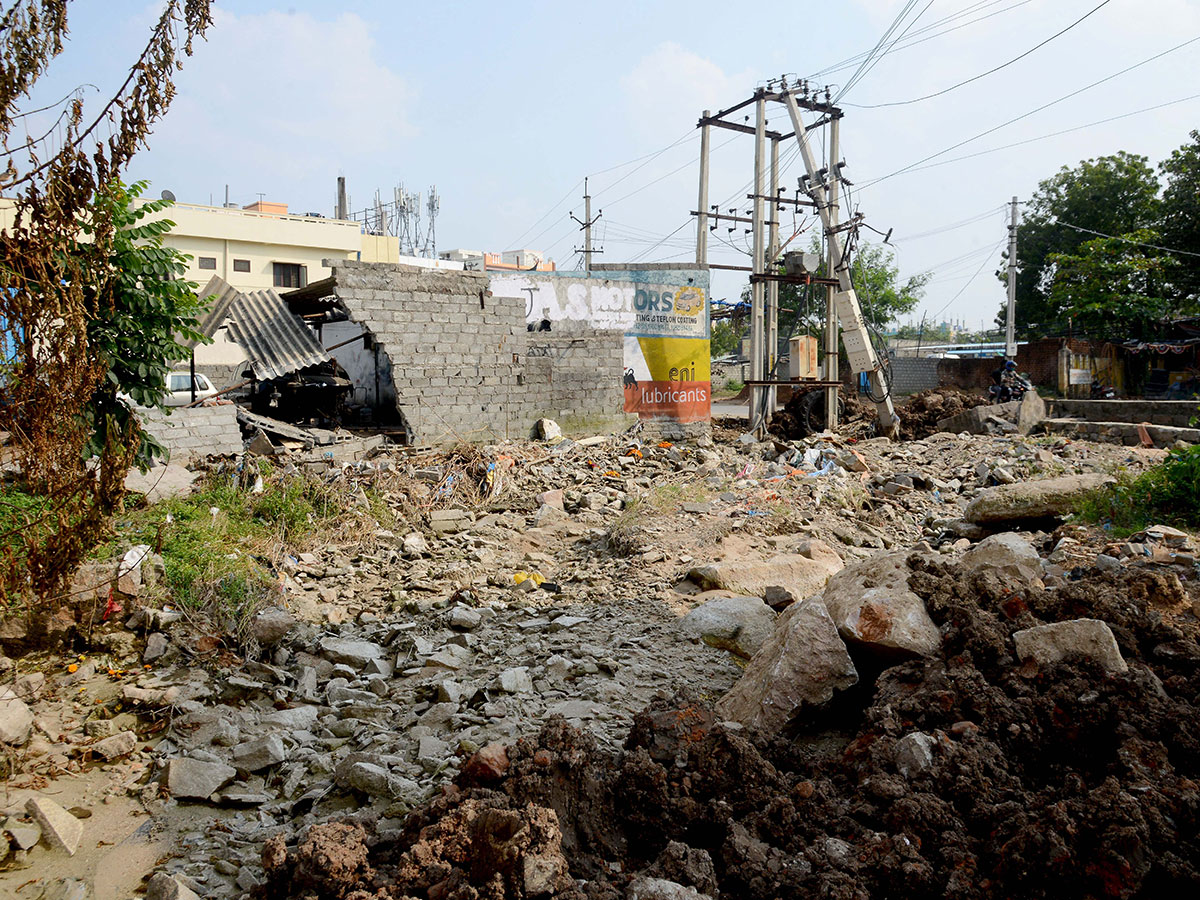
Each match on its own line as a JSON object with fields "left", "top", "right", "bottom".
{"left": 139, "top": 404, "right": 242, "bottom": 461}
{"left": 325, "top": 260, "right": 629, "bottom": 445}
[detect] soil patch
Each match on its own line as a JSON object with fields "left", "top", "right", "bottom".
{"left": 896, "top": 388, "right": 991, "bottom": 441}
{"left": 256, "top": 565, "right": 1200, "bottom": 899}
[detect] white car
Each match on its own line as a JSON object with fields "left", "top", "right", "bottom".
{"left": 162, "top": 371, "right": 218, "bottom": 407}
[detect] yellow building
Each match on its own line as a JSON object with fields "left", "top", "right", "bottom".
{"left": 145, "top": 199, "right": 398, "bottom": 292}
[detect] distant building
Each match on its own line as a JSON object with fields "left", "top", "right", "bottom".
{"left": 439, "top": 248, "right": 556, "bottom": 272}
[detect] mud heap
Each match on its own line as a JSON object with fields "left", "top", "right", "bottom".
{"left": 256, "top": 563, "right": 1200, "bottom": 900}
{"left": 896, "top": 388, "right": 991, "bottom": 441}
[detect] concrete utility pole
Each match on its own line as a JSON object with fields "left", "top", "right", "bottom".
{"left": 766, "top": 137, "right": 780, "bottom": 418}
{"left": 749, "top": 92, "right": 767, "bottom": 430}
{"left": 824, "top": 114, "right": 840, "bottom": 431}
{"left": 779, "top": 85, "right": 898, "bottom": 436}
{"left": 1005, "top": 195, "right": 1019, "bottom": 359}
{"left": 336, "top": 176, "right": 348, "bottom": 220}
{"left": 571, "top": 179, "right": 603, "bottom": 273}
{"left": 696, "top": 110, "right": 711, "bottom": 265}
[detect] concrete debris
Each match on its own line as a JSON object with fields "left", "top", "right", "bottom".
{"left": 965, "top": 473, "right": 1114, "bottom": 524}
{"left": 715, "top": 596, "right": 859, "bottom": 732}
{"left": 0, "top": 686, "right": 34, "bottom": 745}
{"left": 687, "top": 545, "right": 843, "bottom": 605}
{"left": 167, "top": 758, "right": 237, "bottom": 799}
{"left": 25, "top": 796, "right": 83, "bottom": 855}
{"left": 680, "top": 595, "right": 777, "bottom": 659}
{"left": 1013, "top": 618, "right": 1128, "bottom": 673}
{"left": 960, "top": 532, "right": 1043, "bottom": 585}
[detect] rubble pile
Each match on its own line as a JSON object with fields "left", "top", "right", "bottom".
{"left": 0, "top": 420, "right": 1192, "bottom": 899}
{"left": 896, "top": 388, "right": 992, "bottom": 440}
{"left": 256, "top": 553, "right": 1200, "bottom": 900}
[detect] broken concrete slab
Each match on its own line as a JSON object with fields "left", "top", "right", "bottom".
{"left": 167, "top": 757, "right": 237, "bottom": 799}
{"left": 92, "top": 730, "right": 138, "bottom": 760}
{"left": 688, "top": 543, "right": 843, "bottom": 604}
{"left": 680, "top": 596, "right": 777, "bottom": 659}
{"left": 1013, "top": 618, "right": 1127, "bottom": 673}
{"left": 319, "top": 636, "right": 385, "bottom": 668}
{"left": 715, "top": 596, "right": 858, "bottom": 733}
{"left": 26, "top": 796, "right": 83, "bottom": 855}
{"left": 964, "top": 473, "right": 1113, "bottom": 525}
{"left": 1017, "top": 390, "right": 1046, "bottom": 435}
{"left": 145, "top": 872, "right": 202, "bottom": 900}
{"left": 936, "top": 400, "right": 1020, "bottom": 435}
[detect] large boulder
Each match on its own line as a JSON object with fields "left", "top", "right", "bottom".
{"left": 1013, "top": 618, "right": 1127, "bottom": 673}
{"left": 960, "top": 533, "right": 1042, "bottom": 585}
{"left": 819, "top": 552, "right": 940, "bottom": 660}
{"left": 688, "top": 542, "right": 843, "bottom": 602}
{"left": 1017, "top": 390, "right": 1046, "bottom": 435}
{"left": 964, "top": 473, "right": 1113, "bottom": 525}
{"left": 680, "top": 596, "right": 776, "bottom": 659}
{"left": 715, "top": 596, "right": 858, "bottom": 733}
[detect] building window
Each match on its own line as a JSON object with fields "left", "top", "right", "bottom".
{"left": 233, "top": 259, "right": 251, "bottom": 273}
{"left": 273, "top": 262, "right": 307, "bottom": 289}
{"left": 198, "top": 256, "right": 217, "bottom": 270}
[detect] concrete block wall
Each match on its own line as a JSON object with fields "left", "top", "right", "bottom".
{"left": 1047, "top": 399, "right": 1200, "bottom": 427}
{"left": 140, "top": 403, "right": 243, "bottom": 461}
{"left": 328, "top": 260, "right": 630, "bottom": 445}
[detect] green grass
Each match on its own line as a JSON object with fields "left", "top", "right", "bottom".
{"left": 1077, "top": 444, "right": 1200, "bottom": 536}
{"left": 103, "top": 461, "right": 350, "bottom": 619}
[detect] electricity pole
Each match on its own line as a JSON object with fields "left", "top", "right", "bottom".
{"left": 1005, "top": 195, "right": 1019, "bottom": 359}
{"left": 749, "top": 93, "right": 767, "bottom": 430}
{"left": 696, "top": 111, "right": 711, "bottom": 265}
{"left": 824, "top": 114, "right": 840, "bottom": 431}
{"left": 571, "top": 178, "right": 603, "bottom": 273}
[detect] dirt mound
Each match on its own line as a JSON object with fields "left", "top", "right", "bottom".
{"left": 770, "top": 386, "right": 874, "bottom": 440}
{"left": 257, "top": 565, "right": 1200, "bottom": 900}
{"left": 897, "top": 388, "right": 991, "bottom": 440}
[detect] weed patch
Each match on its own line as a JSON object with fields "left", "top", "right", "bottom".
{"left": 1078, "top": 444, "right": 1200, "bottom": 535}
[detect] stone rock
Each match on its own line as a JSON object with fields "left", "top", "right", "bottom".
{"left": 167, "top": 757, "right": 237, "bottom": 799}
{"left": 401, "top": 532, "right": 428, "bottom": 556}
{"left": 233, "top": 734, "right": 287, "bottom": 771}
{"left": 715, "top": 596, "right": 858, "bottom": 733}
{"left": 627, "top": 876, "right": 711, "bottom": 899}
{"left": 319, "top": 636, "right": 385, "bottom": 668}
{"left": 343, "top": 761, "right": 420, "bottom": 801}
{"left": 936, "top": 401, "right": 1020, "bottom": 435}
{"left": 145, "top": 872, "right": 202, "bottom": 900}
{"left": 92, "top": 730, "right": 138, "bottom": 760}
{"left": 964, "top": 473, "right": 1113, "bottom": 525}
{"left": 960, "top": 532, "right": 1042, "bottom": 584}
{"left": 0, "top": 686, "right": 34, "bottom": 744}
{"left": 262, "top": 705, "right": 319, "bottom": 730}
{"left": 13, "top": 671, "right": 45, "bottom": 701}
{"left": 461, "top": 743, "right": 509, "bottom": 782}
{"left": 448, "top": 606, "right": 483, "bottom": 631}
{"left": 524, "top": 851, "right": 567, "bottom": 896}
{"left": 536, "top": 418, "right": 563, "bottom": 442}
{"left": 499, "top": 667, "right": 533, "bottom": 693}
{"left": 688, "top": 543, "right": 843, "bottom": 603}
{"left": 1013, "top": 618, "right": 1127, "bottom": 673}
{"left": 1017, "top": 389, "right": 1046, "bottom": 435}
{"left": 429, "top": 509, "right": 471, "bottom": 534}
{"left": 894, "top": 732, "right": 936, "bottom": 778}
{"left": 143, "top": 632, "right": 169, "bottom": 662}
{"left": 43, "top": 879, "right": 90, "bottom": 900}
{"left": 680, "top": 596, "right": 777, "bottom": 659}
{"left": 819, "top": 552, "right": 940, "bottom": 659}
{"left": 4, "top": 818, "right": 41, "bottom": 850}
{"left": 26, "top": 796, "right": 83, "bottom": 855}
{"left": 250, "top": 607, "right": 296, "bottom": 645}
{"left": 537, "top": 488, "right": 565, "bottom": 510}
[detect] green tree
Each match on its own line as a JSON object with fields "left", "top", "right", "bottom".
{"left": 1159, "top": 130, "right": 1200, "bottom": 302}
{"left": 1002, "top": 152, "right": 1161, "bottom": 336}
{"left": 82, "top": 180, "right": 207, "bottom": 471}
{"left": 710, "top": 319, "right": 744, "bottom": 358}
{"left": 1046, "top": 229, "right": 1184, "bottom": 340}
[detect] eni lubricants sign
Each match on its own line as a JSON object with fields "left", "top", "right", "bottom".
{"left": 625, "top": 282, "right": 709, "bottom": 422}
{"left": 487, "top": 267, "right": 711, "bottom": 424}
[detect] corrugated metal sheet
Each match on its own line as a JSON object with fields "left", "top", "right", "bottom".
{"left": 226, "top": 288, "right": 330, "bottom": 380}
{"left": 184, "top": 275, "right": 240, "bottom": 347}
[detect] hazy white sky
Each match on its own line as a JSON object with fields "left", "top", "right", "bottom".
{"left": 18, "top": 0, "right": 1200, "bottom": 330}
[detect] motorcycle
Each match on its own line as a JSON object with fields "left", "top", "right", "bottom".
{"left": 1090, "top": 379, "right": 1116, "bottom": 400}
{"left": 988, "top": 372, "right": 1032, "bottom": 403}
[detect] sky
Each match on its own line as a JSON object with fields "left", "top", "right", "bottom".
{"left": 14, "top": 0, "right": 1200, "bottom": 332}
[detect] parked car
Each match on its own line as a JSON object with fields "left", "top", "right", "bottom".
{"left": 163, "top": 371, "right": 218, "bottom": 407}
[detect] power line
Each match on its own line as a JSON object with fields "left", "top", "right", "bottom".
{"left": 810, "top": 1, "right": 1035, "bottom": 81}
{"left": 851, "top": 0, "right": 1114, "bottom": 109}
{"left": 1054, "top": 221, "right": 1200, "bottom": 258}
{"left": 508, "top": 179, "right": 583, "bottom": 249}
{"left": 897, "top": 92, "right": 1200, "bottom": 175}
{"left": 858, "top": 33, "right": 1200, "bottom": 191}
{"left": 892, "top": 205, "right": 1008, "bottom": 242}
{"left": 928, "top": 237, "right": 1008, "bottom": 321}
{"left": 832, "top": 0, "right": 927, "bottom": 103}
